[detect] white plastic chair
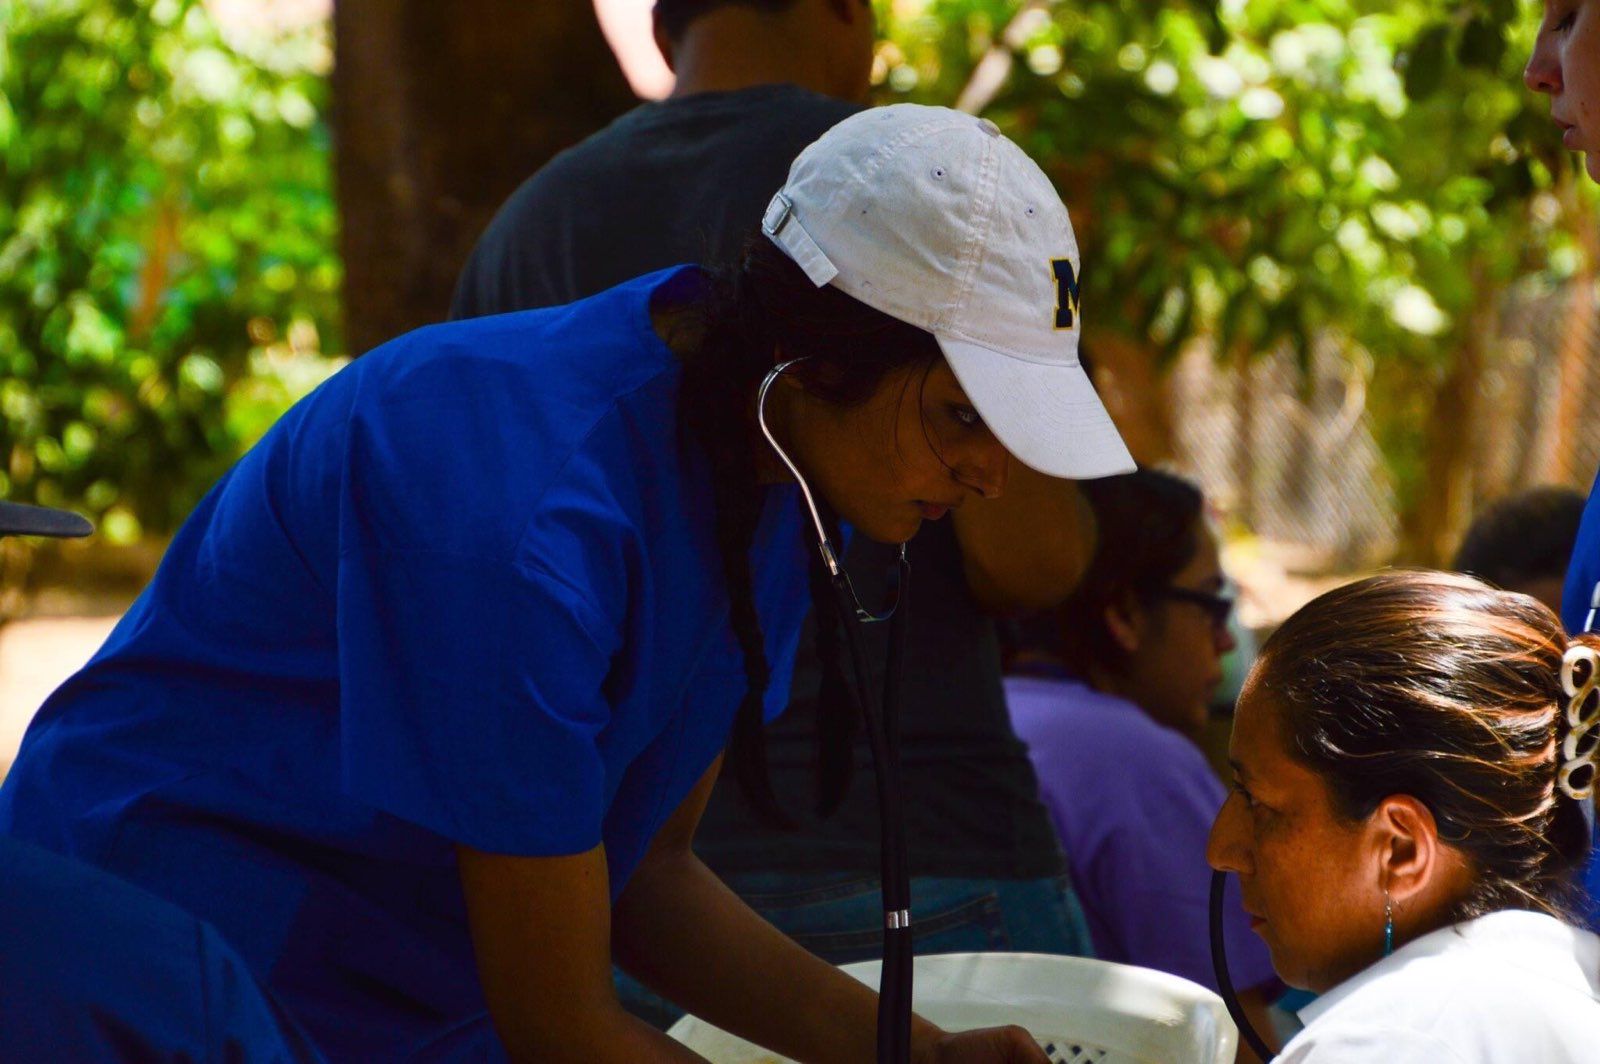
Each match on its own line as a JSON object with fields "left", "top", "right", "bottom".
{"left": 666, "top": 952, "right": 1238, "bottom": 1063}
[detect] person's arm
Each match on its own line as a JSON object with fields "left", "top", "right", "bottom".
{"left": 611, "top": 757, "right": 1049, "bottom": 1064}
{"left": 950, "top": 457, "right": 1096, "bottom": 613}
{"left": 458, "top": 843, "right": 694, "bottom": 1062}
{"left": 460, "top": 758, "right": 1044, "bottom": 1063}
{"left": 609, "top": 756, "right": 905, "bottom": 1060}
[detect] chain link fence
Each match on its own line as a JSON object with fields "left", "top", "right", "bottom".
{"left": 1167, "top": 278, "right": 1600, "bottom": 567}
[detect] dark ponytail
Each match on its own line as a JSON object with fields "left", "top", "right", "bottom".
{"left": 672, "top": 236, "right": 942, "bottom": 825}
{"left": 673, "top": 247, "right": 790, "bottom": 827}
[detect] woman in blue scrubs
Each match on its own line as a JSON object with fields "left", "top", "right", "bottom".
{"left": 0, "top": 501, "right": 322, "bottom": 1063}
{"left": 0, "top": 106, "right": 1133, "bottom": 1062}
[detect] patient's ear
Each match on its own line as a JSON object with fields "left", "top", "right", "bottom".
{"left": 1371, "top": 793, "right": 1469, "bottom": 913}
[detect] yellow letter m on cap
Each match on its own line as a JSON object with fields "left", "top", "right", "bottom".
{"left": 1052, "top": 259, "right": 1080, "bottom": 330}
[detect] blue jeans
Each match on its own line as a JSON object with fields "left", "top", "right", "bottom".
{"left": 615, "top": 870, "right": 1095, "bottom": 1030}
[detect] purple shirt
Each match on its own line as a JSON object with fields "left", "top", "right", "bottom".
{"left": 1006, "top": 675, "right": 1278, "bottom": 994}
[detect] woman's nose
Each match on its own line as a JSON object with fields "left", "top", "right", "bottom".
{"left": 1215, "top": 621, "right": 1238, "bottom": 656}
{"left": 1206, "top": 792, "right": 1251, "bottom": 875}
{"left": 1525, "top": 38, "right": 1562, "bottom": 95}
{"left": 954, "top": 441, "right": 1009, "bottom": 500}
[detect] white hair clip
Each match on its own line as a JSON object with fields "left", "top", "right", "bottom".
{"left": 1558, "top": 645, "right": 1600, "bottom": 801}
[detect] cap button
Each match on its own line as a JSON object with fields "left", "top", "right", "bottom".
{"left": 977, "top": 118, "right": 1001, "bottom": 137}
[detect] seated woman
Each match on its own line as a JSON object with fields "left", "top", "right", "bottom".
{"left": 1004, "top": 469, "right": 1281, "bottom": 1060}
{"left": 1209, "top": 570, "right": 1600, "bottom": 1061}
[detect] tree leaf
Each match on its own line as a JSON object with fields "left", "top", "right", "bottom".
{"left": 1401, "top": 24, "right": 1451, "bottom": 102}
{"left": 1457, "top": 18, "right": 1505, "bottom": 71}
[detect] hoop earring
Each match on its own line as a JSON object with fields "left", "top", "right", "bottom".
{"left": 1383, "top": 890, "right": 1394, "bottom": 958}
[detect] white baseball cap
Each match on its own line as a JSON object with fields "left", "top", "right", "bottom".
{"left": 761, "top": 103, "right": 1135, "bottom": 480}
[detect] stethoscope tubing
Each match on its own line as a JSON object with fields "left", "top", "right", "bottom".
{"left": 1210, "top": 870, "right": 1276, "bottom": 1060}
{"left": 758, "top": 359, "right": 845, "bottom": 577}
{"left": 832, "top": 565, "right": 914, "bottom": 1064}
{"left": 759, "top": 361, "right": 915, "bottom": 1063}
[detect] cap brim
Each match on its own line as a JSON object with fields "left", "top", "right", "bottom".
{"left": 939, "top": 336, "right": 1136, "bottom": 480}
{"left": 0, "top": 501, "right": 93, "bottom": 539}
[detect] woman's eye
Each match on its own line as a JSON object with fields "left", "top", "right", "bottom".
{"left": 951, "top": 405, "right": 983, "bottom": 429}
{"left": 1231, "top": 783, "right": 1256, "bottom": 810}
{"left": 1556, "top": 9, "right": 1576, "bottom": 31}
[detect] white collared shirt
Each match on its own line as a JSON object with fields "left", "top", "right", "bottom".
{"left": 1278, "top": 909, "right": 1600, "bottom": 1062}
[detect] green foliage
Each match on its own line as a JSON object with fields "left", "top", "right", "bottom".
{"left": 3, "top": 0, "right": 1593, "bottom": 553}
{"left": 879, "top": 0, "right": 1595, "bottom": 528}
{"left": 0, "top": 0, "right": 342, "bottom": 540}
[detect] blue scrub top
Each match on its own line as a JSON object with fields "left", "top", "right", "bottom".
{"left": 0, "top": 833, "right": 324, "bottom": 1063}
{"left": 1563, "top": 468, "right": 1600, "bottom": 933}
{"left": 0, "top": 268, "right": 811, "bottom": 1060}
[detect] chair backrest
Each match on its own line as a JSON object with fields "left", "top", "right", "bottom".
{"left": 666, "top": 952, "right": 1239, "bottom": 1064}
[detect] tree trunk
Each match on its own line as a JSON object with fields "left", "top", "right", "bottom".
{"left": 333, "top": 1, "right": 638, "bottom": 354}
{"left": 1549, "top": 272, "right": 1597, "bottom": 484}
{"left": 1401, "top": 281, "right": 1496, "bottom": 567}
{"left": 1082, "top": 327, "right": 1175, "bottom": 467}
{"left": 1549, "top": 179, "right": 1599, "bottom": 485}
{"left": 1230, "top": 342, "right": 1255, "bottom": 530}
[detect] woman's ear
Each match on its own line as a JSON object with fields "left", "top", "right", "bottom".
{"left": 1371, "top": 794, "right": 1452, "bottom": 910}
{"left": 1103, "top": 594, "right": 1145, "bottom": 656}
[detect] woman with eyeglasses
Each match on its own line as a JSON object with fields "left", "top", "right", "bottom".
{"left": 1003, "top": 467, "right": 1279, "bottom": 1063}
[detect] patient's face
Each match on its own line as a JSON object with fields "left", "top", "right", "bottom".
{"left": 1206, "top": 675, "right": 1387, "bottom": 992}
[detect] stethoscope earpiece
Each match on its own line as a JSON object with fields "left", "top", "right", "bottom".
{"left": 757, "top": 360, "right": 905, "bottom": 623}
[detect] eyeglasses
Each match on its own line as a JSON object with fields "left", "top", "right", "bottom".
{"left": 1155, "top": 586, "right": 1235, "bottom": 631}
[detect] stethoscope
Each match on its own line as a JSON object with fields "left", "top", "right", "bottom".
{"left": 758, "top": 359, "right": 916, "bottom": 1064}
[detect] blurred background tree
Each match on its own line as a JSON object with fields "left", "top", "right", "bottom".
{"left": 1, "top": 0, "right": 341, "bottom": 550}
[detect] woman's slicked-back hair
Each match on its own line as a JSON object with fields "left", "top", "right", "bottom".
{"left": 1257, "top": 570, "right": 1594, "bottom": 921}
{"left": 1051, "top": 468, "right": 1204, "bottom": 678}
{"left": 674, "top": 235, "right": 942, "bottom": 825}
